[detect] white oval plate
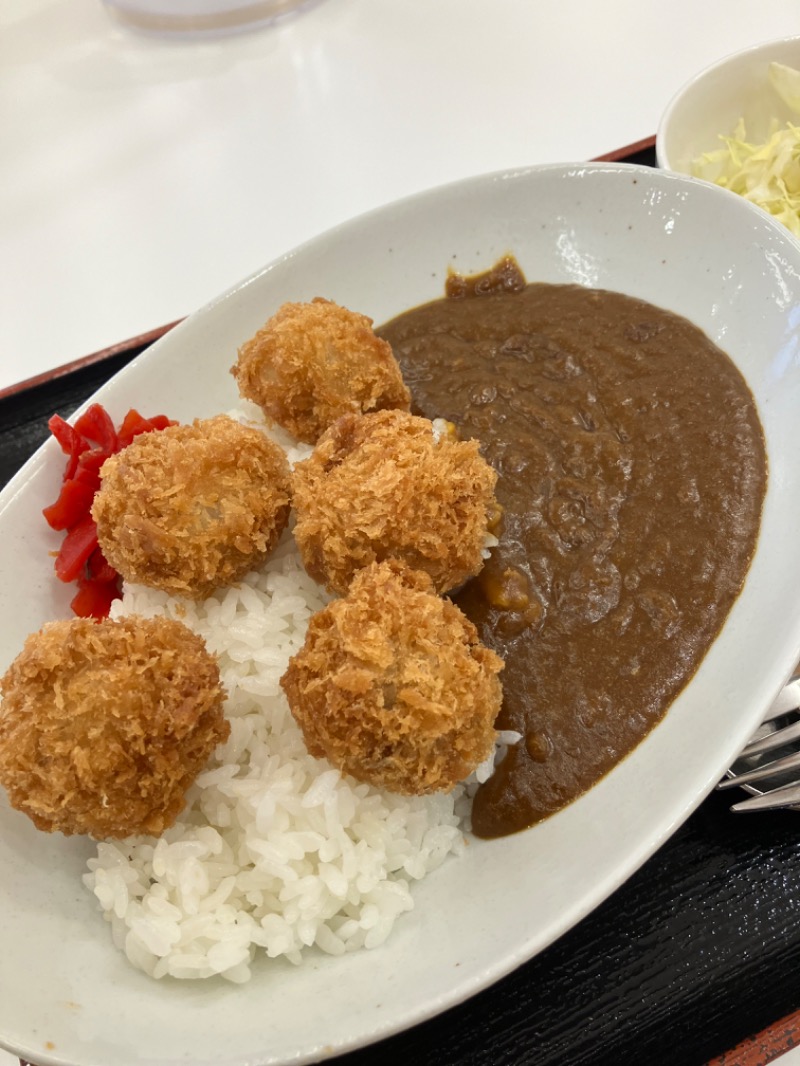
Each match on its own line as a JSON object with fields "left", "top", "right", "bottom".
{"left": 2, "top": 162, "right": 800, "bottom": 1066}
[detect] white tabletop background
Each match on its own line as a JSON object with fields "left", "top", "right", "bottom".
{"left": 3, "top": 2, "right": 800, "bottom": 1063}
{"left": 1, "top": 0, "right": 799, "bottom": 394}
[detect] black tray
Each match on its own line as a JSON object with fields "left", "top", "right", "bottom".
{"left": 6, "top": 141, "right": 800, "bottom": 1066}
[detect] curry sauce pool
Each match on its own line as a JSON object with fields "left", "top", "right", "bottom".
{"left": 379, "top": 259, "right": 767, "bottom": 837}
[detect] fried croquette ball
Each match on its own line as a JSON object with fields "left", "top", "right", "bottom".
{"left": 93, "top": 414, "right": 291, "bottom": 599}
{"left": 0, "top": 615, "right": 228, "bottom": 839}
{"left": 231, "top": 298, "right": 411, "bottom": 443}
{"left": 281, "top": 561, "right": 504, "bottom": 795}
{"left": 292, "top": 409, "right": 499, "bottom": 596}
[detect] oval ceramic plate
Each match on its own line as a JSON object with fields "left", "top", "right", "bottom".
{"left": 2, "top": 163, "right": 800, "bottom": 1066}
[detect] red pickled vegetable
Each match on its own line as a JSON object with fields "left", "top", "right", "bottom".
{"left": 42, "top": 403, "right": 176, "bottom": 618}
{"left": 48, "top": 415, "right": 91, "bottom": 480}
{"left": 54, "top": 514, "right": 99, "bottom": 583}
{"left": 42, "top": 479, "right": 96, "bottom": 531}
{"left": 71, "top": 578, "right": 121, "bottom": 620}
{"left": 146, "top": 414, "right": 173, "bottom": 431}
{"left": 47, "top": 414, "right": 84, "bottom": 456}
{"left": 71, "top": 462, "right": 102, "bottom": 492}
{"left": 78, "top": 447, "right": 109, "bottom": 469}
{"left": 117, "top": 408, "right": 150, "bottom": 447}
{"left": 87, "top": 546, "right": 118, "bottom": 583}
{"left": 73, "top": 403, "right": 118, "bottom": 455}
{"left": 117, "top": 408, "right": 176, "bottom": 448}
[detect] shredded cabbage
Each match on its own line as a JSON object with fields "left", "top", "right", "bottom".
{"left": 689, "top": 62, "right": 800, "bottom": 237}
{"left": 769, "top": 60, "right": 800, "bottom": 112}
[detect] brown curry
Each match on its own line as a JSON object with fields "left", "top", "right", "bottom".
{"left": 378, "top": 258, "right": 767, "bottom": 838}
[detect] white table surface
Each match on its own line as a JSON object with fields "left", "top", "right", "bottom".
{"left": 2, "top": 0, "right": 799, "bottom": 394}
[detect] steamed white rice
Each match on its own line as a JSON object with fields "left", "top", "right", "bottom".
{"left": 82, "top": 407, "right": 516, "bottom": 984}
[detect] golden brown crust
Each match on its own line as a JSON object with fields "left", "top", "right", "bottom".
{"left": 93, "top": 415, "right": 291, "bottom": 599}
{"left": 292, "top": 409, "right": 498, "bottom": 595}
{"left": 231, "top": 298, "right": 411, "bottom": 443}
{"left": 281, "top": 560, "right": 504, "bottom": 795}
{"left": 0, "top": 615, "right": 228, "bottom": 839}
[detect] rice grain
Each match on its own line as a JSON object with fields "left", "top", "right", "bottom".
{"left": 84, "top": 524, "right": 469, "bottom": 982}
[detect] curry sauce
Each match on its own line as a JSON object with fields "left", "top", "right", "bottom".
{"left": 379, "top": 259, "right": 767, "bottom": 837}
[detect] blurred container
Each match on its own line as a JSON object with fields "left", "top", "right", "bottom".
{"left": 102, "top": 0, "right": 323, "bottom": 37}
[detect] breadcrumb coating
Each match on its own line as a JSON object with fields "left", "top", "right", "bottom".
{"left": 0, "top": 615, "right": 228, "bottom": 839}
{"left": 292, "top": 409, "right": 499, "bottom": 595}
{"left": 281, "top": 561, "right": 504, "bottom": 795}
{"left": 231, "top": 298, "right": 411, "bottom": 443}
{"left": 93, "top": 415, "right": 291, "bottom": 599}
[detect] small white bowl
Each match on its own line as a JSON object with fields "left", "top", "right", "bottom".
{"left": 657, "top": 35, "right": 800, "bottom": 173}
